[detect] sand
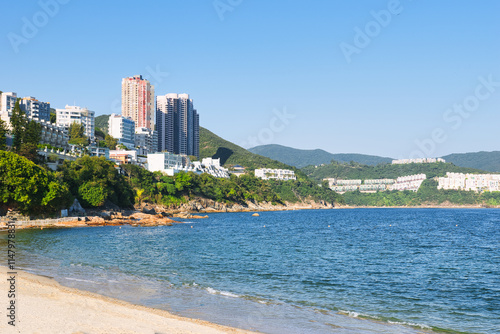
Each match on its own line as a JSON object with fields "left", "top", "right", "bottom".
{"left": 0, "top": 266, "right": 256, "bottom": 334}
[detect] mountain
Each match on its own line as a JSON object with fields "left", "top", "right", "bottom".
{"left": 95, "top": 114, "right": 110, "bottom": 134}
{"left": 248, "top": 144, "right": 393, "bottom": 168}
{"left": 302, "top": 161, "right": 488, "bottom": 183}
{"left": 442, "top": 151, "right": 500, "bottom": 173}
{"left": 200, "top": 128, "right": 300, "bottom": 171}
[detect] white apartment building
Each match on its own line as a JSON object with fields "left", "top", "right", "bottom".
{"left": 438, "top": 172, "right": 500, "bottom": 192}
{"left": 0, "top": 92, "right": 18, "bottom": 126}
{"left": 135, "top": 127, "right": 158, "bottom": 155}
{"left": 147, "top": 152, "right": 186, "bottom": 175}
{"left": 192, "top": 158, "right": 230, "bottom": 178}
{"left": 56, "top": 105, "right": 95, "bottom": 140}
{"left": 392, "top": 158, "right": 445, "bottom": 165}
{"left": 390, "top": 174, "right": 427, "bottom": 192}
{"left": 108, "top": 113, "right": 135, "bottom": 149}
{"left": 254, "top": 168, "right": 296, "bottom": 181}
{"left": 20, "top": 96, "right": 51, "bottom": 122}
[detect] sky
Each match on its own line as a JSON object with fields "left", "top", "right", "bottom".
{"left": 1, "top": 0, "right": 499, "bottom": 159}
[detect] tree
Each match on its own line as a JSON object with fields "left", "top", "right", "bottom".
{"left": 59, "top": 156, "right": 134, "bottom": 208}
{"left": 10, "top": 99, "right": 27, "bottom": 152}
{"left": 68, "top": 122, "right": 88, "bottom": 146}
{"left": 102, "top": 134, "right": 118, "bottom": 150}
{"left": 50, "top": 109, "right": 56, "bottom": 124}
{"left": 0, "top": 118, "right": 8, "bottom": 150}
{"left": 0, "top": 151, "right": 71, "bottom": 214}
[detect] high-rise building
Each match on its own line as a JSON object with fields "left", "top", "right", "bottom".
{"left": 121, "top": 75, "right": 155, "bottom": 130}
{"left": 108, "top": 113, "right": 136, "bottom": 149}
{"left": 56, "top": 105, "right": 95, "bottom": 140}
{"left": 19, "top": 96, "right": 51, "bottom": 122}
{"left": 156, "top": 93, "right": 199, "bottom": 158}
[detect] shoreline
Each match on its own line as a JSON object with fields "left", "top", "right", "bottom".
{"left": 0, "top": 266, "right": 256, "bottom": 334}
{"left": 1, "top": 202, "right": 498, "bottom": 231}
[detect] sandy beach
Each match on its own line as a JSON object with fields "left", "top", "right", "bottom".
{"left": 0, "top": 266, "right": 255, "bottom": 334}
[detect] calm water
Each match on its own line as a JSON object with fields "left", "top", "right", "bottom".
{"left": 3, "top": 209, "right": 500, "bottom": 333}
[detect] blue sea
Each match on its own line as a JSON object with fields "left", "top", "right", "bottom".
{"left": 4, "top": 209, "right": 500, "bottom": 333}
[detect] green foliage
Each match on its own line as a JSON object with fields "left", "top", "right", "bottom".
{"left": 78, "top": 181, "right": 108, "bottom": 207}
{"left": 102, "top": 134, "right": 118, "bottom": 150}
{"left": 0, "top": 118, "right": 7, "bottom": 150}
{"left": 9, "top": 99, "right": 42, "bottom": 161}
{"left": 68, "top": 122, "right": 88, "bottom": 146}
{"left": 443, "top": 151, "right": 500, "bottom": 173}
{"left": 303, "top": 161, "right": 488, "bottom": 183}
{"left": 249, "top": 144, "right": 393, "bottom": 168}
{"left": 0, "top": 151, "right": 71, "bottom": 214}
{"left": 50, "top": 108, "right": 56, "bottom": 124}
{"left": 59, "top": 156, "right": 134, "bottom": 208}
{"left": 95, "top": 127, "right": 106, "bottom": 140}
{"left": 95, "top": 115, "right": 110, "bottom": 135}
{"left": 120, "top": 164, "right": 342, "bottom": 207}
{"left": 10, "top": 99, "right": 27, "bottom": 152}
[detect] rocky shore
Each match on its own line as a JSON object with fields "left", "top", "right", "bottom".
{"left": 0, "top": 198, "right": 336, "bottom": 231}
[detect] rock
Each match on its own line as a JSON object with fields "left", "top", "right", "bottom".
{"left": 141, "top": 204, "right": 156, "bottom": 215}
{"left": 69, "top": 199, "right": 85, "bottom": 215}
{"left": 252, "top": 213, "right": 260, "bottom": 217}
{"left": 99, "top": 212, "right": 112, "bottom": 220}
{"left": 88, "top": 217, "right": 105, "bottom": 225}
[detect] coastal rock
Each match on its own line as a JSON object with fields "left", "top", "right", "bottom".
{"left": 252, "top": 213, "right": 260, "bottom": 217}
{"left": 69, "top": 199, "right": 85, "bottom": 215}
{"left": 88, "top": 217, "right": 105, "bottom": 225}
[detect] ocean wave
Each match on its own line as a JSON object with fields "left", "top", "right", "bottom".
{"left": 206, "top": 287, "right": 240, "bottom": 298}
{"left": 64, "top": 277, "right": 98, "bottom": 284}
{"left": 387, "top": 320, "right": 432, "bottom": 330}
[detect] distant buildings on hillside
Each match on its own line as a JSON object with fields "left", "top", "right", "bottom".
{"left": 392, "top": 158, "right": 445, "bottom": 165}
{"left": 255, "top": 168, "right": 296, "bottom": 181}
{"left": 326, "top": 174, "right": 427, "bottom": 193}
{"left": 438, "top": 172, "right": 500, "bottom": 192}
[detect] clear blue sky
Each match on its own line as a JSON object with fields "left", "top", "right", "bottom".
{"left": 1, "top": 0, "right": 499, "bottom": 158}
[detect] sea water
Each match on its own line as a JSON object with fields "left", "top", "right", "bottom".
{"left": 3, "top": 209, "right": 499, "bottom": 333}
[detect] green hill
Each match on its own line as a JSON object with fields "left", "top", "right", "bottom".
{"left": 248, "top": 144, "right": 393, "bottom": 168}
{"left": 95, "top": 114, "right": 110, "bottom": 134}
{"left": 302, "top": 161, "right": 488, "bottom": 183}
{"left": 200, "top": 128, "right": 300, "bottom": 171}
{"left": 442, "top": 151, "right": 500, "bottom": 173}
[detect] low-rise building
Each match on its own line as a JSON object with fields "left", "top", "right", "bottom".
{"left": 108, "top": 114, "right": 135, "bottom": 149}
{"left": 135, "top": 127, "right": 157, "bottom": 155}
{"left": 438, "top": 172, "right": 500, "bottom": 192}
{"left": 37, "top": 118, "right": 69, "bottom": 149}
{"left": 390, "top": 174, "right": 426, "bottom": 192}
{"left": 56, "top": 105, "right": 95, "bottom": 141}
{"left": 254, "top": 168, "right": 296, "bottom": 181}
{"left": 20, "top": 96, "right": 51, "bottom": 122}
{"left": 192, "top": 158, "right": 230, "bottom": 178}
{"left": 392, "top": 158, "right": 445, "bottom": 165}
{"left": 147, "top": 152, "right": 186, "bottom": 175}
{"left": 109, "top": 149, "right": 138, "bottom": 165}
